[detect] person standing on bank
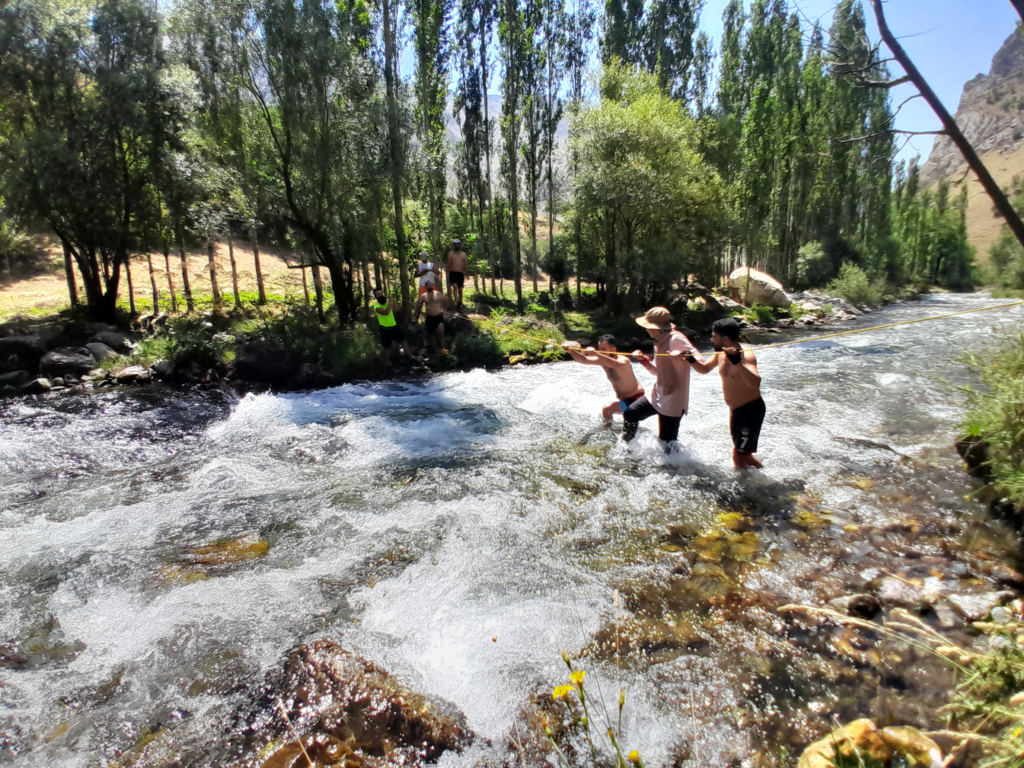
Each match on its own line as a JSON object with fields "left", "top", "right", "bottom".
{"left": 684, "top": 317, "right": 765, "bottom": 470}
{"left": 562, "top": 335, "right": 644, "bottom": 424}
{"left": 415, "top": 252, "right": 441, "bottom": 296}
{"left": 414, "top": 280, "right": 449, "bottom": 355}
{"left": 373, "top": 288, "right": 413, "bottom": 369}
{"left": 446, "top": 238, "right": 468, "bottom": 311}
{"left": 625, "top": 307, "right": 704, "bottom": 445}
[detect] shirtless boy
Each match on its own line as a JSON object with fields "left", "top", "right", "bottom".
{"left": 562, "top": 335, "right": 644, "bottom": 423}
{"left": 685, "top": 317, "right": 765, "bottom": 470}
{"left": 414, "top": 281, "right": 449, "bottom": 354}
{"left": 446, "top": 238, "right": 468, "bottom": 310}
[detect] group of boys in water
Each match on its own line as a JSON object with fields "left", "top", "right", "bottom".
{"left": 370, "top": 238, "right": 766, "bottom": 470}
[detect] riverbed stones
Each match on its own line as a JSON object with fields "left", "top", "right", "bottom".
{"left": 18, "top": 377, "right": 51, "bottom": 394}
{"left": 796, "top": 719, "right": 892, "bottom": 768}
{"left": 880, "top": 726, "right": 943, "bottom": 768}
{"left": 90, "top": 330, "right": 134, "bottom": 353}
{"left": 249, "top": 641, "right": 470, "bottom": 765}
{"left": 115, "top": 365, "right": 150, "bottom": 384}
{"left": 0, "top": 370, "right": 32, "bottom": 388}
{"left": 827, "top": 593, "right": 882, "bottom": 620}
{"left": 947, "top": 591, "right": 1015, "bottom": 621}
{"left": 40, "top": 347, "right": 97, "bottom": 377}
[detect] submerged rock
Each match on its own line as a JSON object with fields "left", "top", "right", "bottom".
{"left": 877, "top": 577, "right": 923, "bottom": 608}
{"left": 0, "top": 616, "right": 85, "bottom": 669}
{"left": 245, "top": 641, "right": 470, "bottom": 766}
{"left": 827, "top": 593, "right": 882, "bottom": 620}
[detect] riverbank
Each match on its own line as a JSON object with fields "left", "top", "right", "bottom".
{"left": 0, "top": 285, "right": 881, "bottom": 400}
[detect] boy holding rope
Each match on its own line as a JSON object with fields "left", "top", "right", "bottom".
{"left": 685, "top": 317, "right": 765, "bottom": 470}
{"left": 626, "top": 307, "right": 704, "bottom": 446}
{"left": 562, "top": 335, "right": 645, "bottom": 424}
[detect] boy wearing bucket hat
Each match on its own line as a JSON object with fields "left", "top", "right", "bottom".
{"left": 626, "top": 307, "right": 704, "bottom": 445}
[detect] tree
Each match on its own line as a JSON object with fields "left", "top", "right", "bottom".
{"left": 0, "top": 0, "right": 172, "bottom": 322}
{"left": 498, "top": 0, "right": 528, "bottom": 308}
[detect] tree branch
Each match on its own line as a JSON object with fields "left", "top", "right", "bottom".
{"left": 836, "top": 128, "right": 946, "bottom": 144}
{"left": 869, "top": 0, "right": 1024, "bottom": 250}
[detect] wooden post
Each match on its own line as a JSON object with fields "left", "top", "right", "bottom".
{"left": 207, "top": 239, "right": 221, "bottom": 304}
{"left": 228, "top": 235, "right": 241, "bottom": 307}
{"left": 147, "top": 251, "right": 159, "bottom": 314}
{"left": 63, "top": 242, "right": 78, "bottom": 308}
{"left": 125, "top": 255, "right": 137, "bottom": 315}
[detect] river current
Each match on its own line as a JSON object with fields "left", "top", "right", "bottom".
{"left": 1, "top": 293, "right": 1022, "bottom": 767}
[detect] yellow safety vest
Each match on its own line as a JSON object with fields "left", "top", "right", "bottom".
{"left": 375, "top": 300, "right": 396, "bottom": 327}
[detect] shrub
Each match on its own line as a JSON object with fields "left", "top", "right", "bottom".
{"left": 745, "top": 304, "right": 774, "bottom": 324}
{"left": 794, "top": 241, "right": 834, "bottom": 289}
{"left": 827, "top": 264, "right": 884, "bottom": 306}
{"left": 452, "top": 332, "right": 506, "bottom": 368}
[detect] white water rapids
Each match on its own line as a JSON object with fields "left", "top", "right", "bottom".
{"left": 0, "top": 293, "right": 1021, "bottom": 766}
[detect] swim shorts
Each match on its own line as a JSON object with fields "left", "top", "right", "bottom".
{"left": 618, "top": 393, "right": 643, "bottom": 413}
{"left": 426, "top": 314, "right": 444, "bottom": 334}
{"left": 380, "top": 324, "right": 404, "bottom": 348}
{"left": 730, "top": 396, "right": 766, "bottom": 454}
{"left": 449, "top": 271, "right": 465, "bottom": 287}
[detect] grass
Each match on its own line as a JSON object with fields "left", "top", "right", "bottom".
{"left": 962, "top": 328, "right": 1024, "bottom": 510}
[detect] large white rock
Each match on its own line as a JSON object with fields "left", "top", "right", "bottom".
{"left": 728, "top": 267, "right": 791, "bottom": 308}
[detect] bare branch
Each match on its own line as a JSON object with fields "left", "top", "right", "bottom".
{"left": 853, "top": 74, "right": 911, "bottom": 89}
{"left": 835, "top": 128, "right": 946, "bottom": 145}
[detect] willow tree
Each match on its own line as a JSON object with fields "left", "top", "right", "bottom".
{"left": 572, "top": 64, "right": 726, "bottom": 309}
{"left": 0, "top": 0, "right": 170, "bottom": 322}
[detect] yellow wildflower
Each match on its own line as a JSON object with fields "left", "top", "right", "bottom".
{"left": 552, "top": 684, "right": 574, "bottom": 701}
{"left": 628, "top": 751, "right": 641, "bottom": 764}
{"left": 569, "top": 670, "right": 586, "bottom": 686}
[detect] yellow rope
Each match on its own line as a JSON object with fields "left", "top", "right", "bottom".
{"left": 494, "top": 299, "right": 1024, "bottom": 358}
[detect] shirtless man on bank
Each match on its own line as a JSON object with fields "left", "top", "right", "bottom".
{"left": 562, "top": 335, "right": 645, "bottom": 424}
{"left": 684, "top": 317, "right": 765, "bottom": 469}
{"left": 446, "top": 238, "right": 468, "bottom": 310}
{"left": 414, "top": 281, "right": 449, "bottom": 355}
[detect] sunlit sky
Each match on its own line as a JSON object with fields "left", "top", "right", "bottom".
{"left": 403, "top": 0, "right": 1019, "bottom": 167}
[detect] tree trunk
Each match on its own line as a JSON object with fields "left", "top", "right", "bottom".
{"left": 125, "top": 256, "right": 136, "bottom": 316}
{"left": 228, "top": 236, "right": 241, "bottom": 307}
{"left": 362, "top": 253, "right": 372, "bottom": 310}
{"left": 252, "top": 236, "right": 267, "bottom": 304}
{"left": 163, "top": 245, "right": 177, "bottom": 314}
{"left": 147, "top": 251, "right": 159, "bottom": 314}
{"left": 605, "top": 211, "right": 617, "bottom": 311}
{"left": 207, "top": 240, "right": 221, "bottom": 304}
{"left": 175, "top": 217, "right": 194, "bottom": 313}
{"left": 383, "top": 0, "right": 411, "bottom": 319}
{"left": 301, "top": 266, "right": 310, "bottom": 307}
{"left": 63, "top": 242, "right": 79, "bottom": 308}
{"left": 870, "top": 0, "right": 1024, "bottom": 252}
{"left": 312, "top": 262, "right": 325, "bottom": 322}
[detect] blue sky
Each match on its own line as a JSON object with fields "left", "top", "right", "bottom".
{"left": 698, "top": 0, "right": 1020, "bottom": 164}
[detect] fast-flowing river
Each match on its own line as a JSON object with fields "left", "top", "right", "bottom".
{"left": 1, "top": 293, "right": 1022, "bottom": 767}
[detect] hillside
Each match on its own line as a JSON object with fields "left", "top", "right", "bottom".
{"left": 922, "top": 27, "right": 1024, "bottom": 260}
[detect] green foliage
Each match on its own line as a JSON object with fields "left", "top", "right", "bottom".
{"left": 451, "top": 333, "right": 506, "bottom": 368}
{"left": 795, "top": 241, "right": 835, "bottom": 289}
{"left": 962, "top": 330, "right": 1024, "bottom": 510}
{"left": 745, "top": 304, "right": 774, "bottom": 324}
{"left": 827, "top": 264, "right": 884, "bottom": 307}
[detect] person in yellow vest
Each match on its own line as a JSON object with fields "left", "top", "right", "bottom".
{"left": 372, "top": 288, "right": 412, "bottom": 369}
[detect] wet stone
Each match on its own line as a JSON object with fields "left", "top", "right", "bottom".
{"left": 827, "top": 593, "right": 882, "bottom": 620}
{"left": 947, "top": 591, "right": 1015, "bottom": 621}
{"left": 796, "top": 718, "right": 892, "bottom": 768}
{"left": 877, "top": 577, "right": 923, "bottom": 608}
{"left": 880, "top": 726, "right": 943, "bottom": 768}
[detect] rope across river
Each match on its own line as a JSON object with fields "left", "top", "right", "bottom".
{"left": 487, "top": 299, "right": 1024, "bottom": 359}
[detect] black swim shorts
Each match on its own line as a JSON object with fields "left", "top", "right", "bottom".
{"left": 379, "top": 324, "right": 404, "bottom": 348}
{"left": 426, "top": 314, "right": 444, "bottom": 334}
{"left": 730, "top": 396, "right": 766, "bottom": 454}
{"left": 449, "top": 271, "right": 465, "bottom": 287}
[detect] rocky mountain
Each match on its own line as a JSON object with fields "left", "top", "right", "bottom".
{"left": 922, "top": 28, "right": 1024, "bottom": 183}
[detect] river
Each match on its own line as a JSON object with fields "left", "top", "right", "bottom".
{"left": 1, "top": 292, "right": 1021, "bottom": 767}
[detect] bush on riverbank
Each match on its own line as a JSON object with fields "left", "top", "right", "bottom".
{"left": 962, "top": 329, "right": 1024, "bottom": 510}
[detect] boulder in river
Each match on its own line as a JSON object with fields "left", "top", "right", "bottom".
{"left": 90, "top": 330, "right": 135, "bottom": 354}
{"left": 40, "top": 348, "right": 97, "bottom": 377}
{"left": 233, "top": 343, "right": 303, "bottom": 385}
{"left": 827, "top": 593, "right": 882, "bottom": 620}
{"left": 0, "top": 370, "right": 32, "bottom": 389}
{"left": 796, "top": 719, "right": 892, "bottom": 768}
{"left": 0, "top": 335, "right": 46, "bottom": 372}
{"left": 18, "top": 377, "right": 52, "bottom": 395}
{"left": 728, "top": 267, "right": 792, "bottom": 308}
{"left": 247, "top": 641, "right": 470, "bottom": 766}
{"left": 115, "top": 365, "right": 150, "bottom": 384}
{"left": 85, "top": 342, "right": 119, "bottom": 363}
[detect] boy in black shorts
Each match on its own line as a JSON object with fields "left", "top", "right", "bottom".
{"left": 683, "top": 317, "right": 766, "bottom": 470}
{"left": 414, "top": 281, "right": 449, "bottom": 355}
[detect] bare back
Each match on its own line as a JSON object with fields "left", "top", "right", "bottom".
{"left": 718, "top": 350, "right": 761, "bottom": 409}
